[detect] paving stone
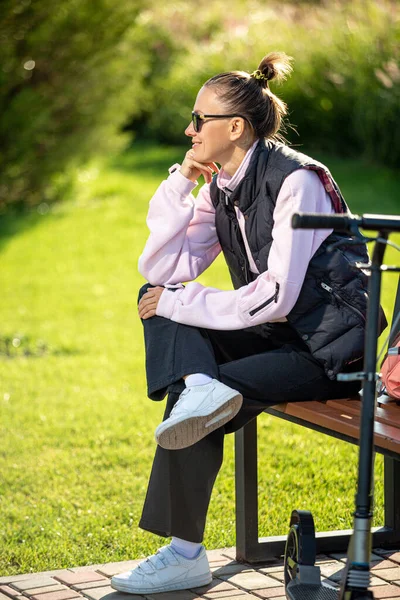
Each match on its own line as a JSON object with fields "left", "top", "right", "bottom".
{"left": 23, "top": 585, "right": 68, "bottom": 595}
{"left": 233, "top": 595, "right": 274, "bottom": 599}
{"left": 0, "top": 594, "right": 23, "bottom": 600}
{"left": 0, "top": 574, "right": 69, "bottom": 586}
{"left": 195, "top": 578, "right": 240, "bottom": 594}
{"left": 314, "top": 555, "right": 333, "bottom": 565}
{"left": 202, "top": 590, "right": 247, "bottom": 598}
{"left": 327, "top": 553, "right": 347, "bottom": 562}
{"left": 0, "top": 586, "right": 21, "bottom": 597}
{"left": 68, "top": 568, "right": 106, "bottom": 574}
{"left": 11, "top": 579, "right": 61, "bottom": 592}
{"left": 321, "top": 579, "right": 339, "bottom": 589}
{"left": 374, "top": 568, "right": 400, "bottom": 582}
{"left": 258, "top": 566, "right": 284, "bottom": 575}
{"left": 0, "top": 579, "right": 32, "bottom": 587}
{"left": 96, "top": 562, "right": 140, "bottom": 578}
{"left": 206, "top": 549, "right": 235, "bottom": 562}
{"left": 72, "top": 582, "right": 112, "bottom": 592}
{"left": 246, "top": 586, "right": 285, "bottom": 598}
{"left": 220, "top": 548, "right": 237, "bottom": 561}
{"left": 370, "top": 575, "right": 392, "bottom": 586}
{"left": 146, "top": 591, "right": 202, "bottom": 600}
{"left": 210, "top": 564, "right": 232, "bottom": 573}
{"left": 369, "top": 585, "right": 400, "bottom": 598}
{"left": 254, "top": 559, "right": 284, "bottom": 568}
{"left": 211, "top": 563, "right": 252, "bottom": 577}
{"left": 387, "top": 553, "right": 400, "bottom": 565}
{"left": 371, "top": 554, "right": 391, "bottom": 562}
{"left": 373, "top": 561, "right": 400, "bottom": 571}
{"left": 0, "top": 577, "right": 44, "bottom": 586}
{"left": 55, "top": 574, "right": 107, "bottom": 587}
{"left": 265, "top": 571, "right": 284, "bottom": 584}
{"left": 219, "top": 571, "right": 277, "bottom": 591}
{"left": 208, "top": 557, "right": 232, "bottom": 567}
{"left": 373, "top": 549, "right": 397, "bottom": 556}
{"left": 80, "top": 586, "right": 140, "bottom": 600}
{"left": 319, "top": 562, "right": 345, "bottom": 582}
{"left": 31, "top": 591, "right": 82, "bottom": 600}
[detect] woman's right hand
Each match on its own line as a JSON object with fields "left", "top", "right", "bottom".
{"left": 180, "top": 150, "right": 220, "bottom": 184}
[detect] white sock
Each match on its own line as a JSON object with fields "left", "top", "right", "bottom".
{"left": 171, "top": 536, "right": 202, "bottom": 559}
{"left": 185, "top": 373, "right": 213, "bottom": 387}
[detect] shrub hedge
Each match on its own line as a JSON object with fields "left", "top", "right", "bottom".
{"left": 138, "top": 1, "right": 400, "bottom": 169}
{"left": 1, "top": 0, "right": 399, "bottom": 209}
{"left": 0, "top": 0, "right": 147, "bottom": 209}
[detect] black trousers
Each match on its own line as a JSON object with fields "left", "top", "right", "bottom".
{"left": 138, "top": 284, "right": 361, "bottom": 542}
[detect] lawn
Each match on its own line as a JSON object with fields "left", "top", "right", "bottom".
{"left": 0, "top": 142, "right": 399, "bottom": 575}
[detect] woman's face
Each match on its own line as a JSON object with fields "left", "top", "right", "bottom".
{"left": 185, "top": 86, "right": 239, "bottom": 165}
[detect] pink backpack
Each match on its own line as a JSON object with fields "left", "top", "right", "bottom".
{"left": 380, "top": 330, "right": 400, "bottom": 400}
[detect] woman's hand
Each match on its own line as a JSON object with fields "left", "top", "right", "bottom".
{"left": 138, "top": 286, "right": 165, "bottom": 320}
{"left": 180, "top": 150, "right": 220, "bottom": 184}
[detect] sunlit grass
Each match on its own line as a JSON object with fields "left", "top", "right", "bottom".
{"left": 0, "top": 142, "right": 399, "bottom": 575}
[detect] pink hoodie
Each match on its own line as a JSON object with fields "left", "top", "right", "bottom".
{"left": 138, "top": 143, "right": 335, "bottom": 330}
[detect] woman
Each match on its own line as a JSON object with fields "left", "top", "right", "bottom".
{"left": 111, "top": 52, "right": 380, "bottom": 596}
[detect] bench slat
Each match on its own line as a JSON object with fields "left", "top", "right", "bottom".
{"left": 270, "top": 400, "right": 400, "bottom": 454}
{"left": 326, "top": 399, "right": 400, "bottom": 427}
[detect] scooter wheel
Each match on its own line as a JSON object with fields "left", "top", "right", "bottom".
{"left": 284, "top": 510, "right": 316, "bottom": 586}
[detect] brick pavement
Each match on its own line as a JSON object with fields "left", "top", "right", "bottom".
{"left": 1, "top": 547, "right": 400, "bottom": 600}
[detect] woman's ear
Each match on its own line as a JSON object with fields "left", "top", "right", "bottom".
{"left": 229, "top": 118, "right": 245, "bottom": 139}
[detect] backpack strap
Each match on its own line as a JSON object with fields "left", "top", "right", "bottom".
{"left": 390, "top": 276, "right": 400, "bottom": 347}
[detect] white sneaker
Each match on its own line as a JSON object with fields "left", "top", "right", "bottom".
{"left": 155, "top": 379, "right": 243, "bottom": 450}
{"left": 110, "top": 544, "right": 212, "bottom": 594}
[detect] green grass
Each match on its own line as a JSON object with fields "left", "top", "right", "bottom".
{"left": 0, "top": 142, "right": 399, "bottom": 575}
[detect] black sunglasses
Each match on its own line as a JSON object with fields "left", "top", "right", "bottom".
{"left": 191, "top": 111, "right": 250, "bottom": 133}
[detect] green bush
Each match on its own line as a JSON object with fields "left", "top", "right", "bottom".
{"left": 0, "top": 0, "right": 148, "bottom": 209}
{"left": 135, "top": 1, "right": 400, "bottom": 168}
{"left": 2, "top": 0, "right": 399, "bottom": 209}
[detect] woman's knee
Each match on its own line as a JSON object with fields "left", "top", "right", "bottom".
{"left": 138, "top": 283, "right": 153, "bottom": 303}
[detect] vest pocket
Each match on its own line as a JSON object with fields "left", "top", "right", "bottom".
{"left": 249, "top": 282, "right": 280, "bottom": 317}
{"left": 320, "top": 281, "right": 366, "bottom": 323}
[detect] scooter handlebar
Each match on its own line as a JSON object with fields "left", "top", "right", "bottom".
{"left": 292, "top": 213, "right": 400, "bottom": 233}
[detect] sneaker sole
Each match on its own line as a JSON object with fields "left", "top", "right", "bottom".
{"left": 110, "top": 571, "right": 212, "bottom": 594}
{"left": 156, "top": 393, "right": 243, "bottom": 450}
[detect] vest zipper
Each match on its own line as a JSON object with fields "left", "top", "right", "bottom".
{"left": 224, "top": 192, "right": 250, "bottom": 283}
{"left": 249, "top": 282, "right": 280, "bottom": 317}
{"left": 320, "top": 282, "right": 366, "bottom": 322}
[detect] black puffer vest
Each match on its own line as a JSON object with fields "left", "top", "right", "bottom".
{"left": 210, "top": 140, "right": 386, "bottom": 380}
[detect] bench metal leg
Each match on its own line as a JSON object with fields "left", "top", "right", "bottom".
{"left": 235, "top": 424, "right": 400, "bottom": 563}
{"left": 235, "top": 419, "right": 259, "bottom": 562}
{"left": 383, "top": 456, "right": 400, "bottom": 543}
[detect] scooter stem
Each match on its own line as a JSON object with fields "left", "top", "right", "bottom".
{"left": 340, "top": 232, "right": 388, "bottom": 599}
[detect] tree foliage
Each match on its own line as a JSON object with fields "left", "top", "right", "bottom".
{"left": 132, "top": 1, "right": 400, "bottom": 168}
{"left": 0, "top": 0, "right": 147, "bottom": 208}
{"left": 1, "top": 0, "right": 399, "bottom": 209}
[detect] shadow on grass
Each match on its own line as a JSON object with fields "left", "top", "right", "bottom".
{"left": 0, "top": 141, "right": 187, "bottom": 253}
{"left": 108, "top": 140, "right": 187, "bottom": 177}
{"left": 0, "top": 203, "right": 68, "bottom": 255}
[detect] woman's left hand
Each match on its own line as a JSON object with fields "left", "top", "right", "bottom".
{"left": 138, "top": 286, "right": 165, "bottom": 319}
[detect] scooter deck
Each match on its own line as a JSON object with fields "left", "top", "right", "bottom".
{"left": 286, "top": 583, "right": 338, "bottom": 599}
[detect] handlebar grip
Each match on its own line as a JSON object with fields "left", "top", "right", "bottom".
{"left": 292, "top": 213, "right": 355, "bottom": 231}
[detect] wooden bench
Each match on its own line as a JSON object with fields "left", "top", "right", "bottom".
{"left": 235, "top": 276, "right": 400, "bottom": 563}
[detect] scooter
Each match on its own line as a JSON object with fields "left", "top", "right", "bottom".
{"left": 284, "top": 212, "right": 400, "bottom": 600}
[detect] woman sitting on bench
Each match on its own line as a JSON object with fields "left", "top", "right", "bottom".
{"left": 111, "top": 51, "right": 385, "bottom": 596}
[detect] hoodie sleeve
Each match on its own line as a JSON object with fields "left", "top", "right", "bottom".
{"left": 138, "top": 168, "right": 221, "bottom": 286}
{"left": 156, "top": 169, "right": 334, "bottom": 329}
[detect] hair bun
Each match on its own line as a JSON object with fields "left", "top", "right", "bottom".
{"left": 262, "top": 64, "right": 275, "bottom": 81}
{"left": 257, "top": 52, "right": 293, "bottom": 84}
